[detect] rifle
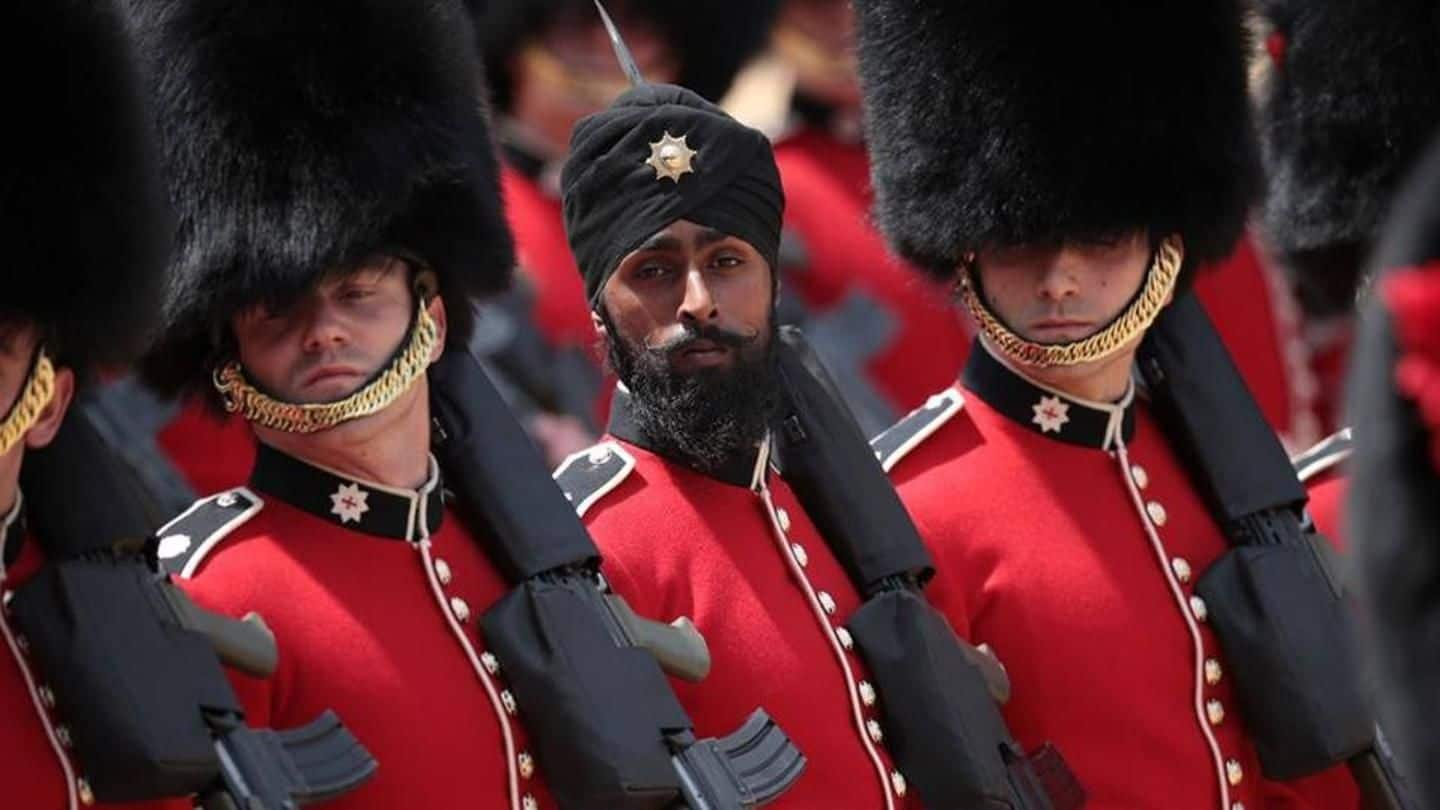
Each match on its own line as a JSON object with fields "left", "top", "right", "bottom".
{"left": 1137, "top": 291, "right": 1417, "bottom": 810}
{"left": 429, "top": 346, "right": 804, "bottom": 809}
{"left": 9, "top": 411, "right": 376, "bottom": 808}
{"left": 770, "top": 326, "right": 1084, "bottom": 810}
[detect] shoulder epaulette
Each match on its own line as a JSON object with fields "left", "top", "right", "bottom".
{"left": 553, "top": 441, "right": 636, "bottom": 518}
{"left": 153, "top": 487, "right": 264, "bottom": 578}
{"left": 870, "top": 388, "right": 965, "bottom": 473}
{"left": 1291, "top": 427, "right": 1354, "bottom": 483}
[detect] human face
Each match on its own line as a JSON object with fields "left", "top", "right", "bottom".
{"left": 775, "top": 0, "right": 861, "bottom": 110}
{"left": 597, "top": 219, "right": 774, "bottom": 376}
{"left": 973, "top": 231, "right": 1154, "bottom": 399}
{"left": 230, "top": 256, "right": 438, "bottom": 405}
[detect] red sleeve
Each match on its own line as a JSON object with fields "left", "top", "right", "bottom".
{"left": 1260, "top": 763, "right": 1362, "bottom": 810}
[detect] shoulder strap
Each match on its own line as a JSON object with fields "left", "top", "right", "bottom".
{"left": 1292, "top": 428, "right": 1354, "bottom": 483}
{"left": 154, "top": 487, "right": 264, "bottom": 578}
{"left": 870, "top": 389, "right": 965, "bottom": 473}
{"left": 553, "top": 442, "right": 637, "bottom": 518}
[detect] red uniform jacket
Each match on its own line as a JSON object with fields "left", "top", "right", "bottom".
{"left": 772, "top": 127, "right": 970, "bottom": 422}
{"left": 1, "top": 497, "right": 188, "bottom": 810}
{"left": 1293, "top": 429, "right": 1353, "bottom": 548}
{"left": 556, "top": 389, "right": 915, "bottom": 808}
{"left": 157, "top": 398, "right": 256, "bottom": 496}
{"left": 878, "top": 343, "right": 1358, "bottom": 810}
{"left": 155, "top": 443, "right": 552, "bottom": 810}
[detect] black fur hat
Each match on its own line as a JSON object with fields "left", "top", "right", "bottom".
{"left": 130, "top": 0, "right": 515, "bottom": 398}
{"left": 1, "top": 0, "right": 169, "bottom": 374}
{"left": 854, "top": 0, "right": 1260, "bottom": 281}
{"left": 471, "top": 0, "right": 778, "bottom": 112}
{"left": 1348, "top": 132, "right": 1440, "bottom": 809}
{"left": 1256, "top": 0, "right": 1440, "bottom": 281}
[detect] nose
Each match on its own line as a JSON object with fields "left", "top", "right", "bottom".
{"left": 300, "top": 300, "right": 350, "bottom": 353}
{"left": 677, "top": 268, "right": 720, "bottom": 326}
{"left": 1035, "top": 257, "right": 1080, "bottom": 303}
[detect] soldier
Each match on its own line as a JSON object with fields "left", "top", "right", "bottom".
{"left": 552, "top": 69, "right": 918, "bottom": 807}
{"left": 126, "top": 0, "right": 553, "bottom": 806}
{"left": 0, "top": 0, "right": 174, "bottom": 806}
{"left": 858, "top": 1, "right": 1362, "bottom": 808}
{"left": 1254, "top": 0, "right": 1440, "bottom": 541}
{"left": 468, "top": 0, "right": 775, "bottom": 461}
{"left": 1349, "top": 132, "right": 1440, "bottom": 810}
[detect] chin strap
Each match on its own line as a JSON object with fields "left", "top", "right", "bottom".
{"left": 0, "top": 349, "right": 56, "bottom": 457}
{"left": 213, "top": 299, "right": 440, "bottom": 434}
{"left": 959, "top": 234, "right": 1184, "bottom": 368}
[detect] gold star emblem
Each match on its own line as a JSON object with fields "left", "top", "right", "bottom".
{"left": 645, "top": 131, "right": 697, "bottom": 182}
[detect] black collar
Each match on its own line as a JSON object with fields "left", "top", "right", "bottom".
{"left": 1, "top": 493, "right": 25, "bottom": 573}
{"left": 249, "top": 443, "right": 445, "bottom": 542}
{"left": 607, "top": 385, "right": 766, "bottom": 488}
{"left": 963, "top": 340, "right": 1138, "bottom": 450}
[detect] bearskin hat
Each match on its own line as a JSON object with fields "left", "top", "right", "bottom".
{"left": 471, "top": 0, "right": 779, "bottom": 111}
{"left": 1348, "top": 132, "right": 1440, "bottom": 809}
{"left": 1, "top": 0, "right": 169, "bottom": 374}
{"left": 129, "top": 0, "right": 514, "bottom": 398}
{"left": 854, "top": 0, "right": 1260, "bottom": 281}
{"left": 1256, "top": 0, "right": 1440, "bottom": 291}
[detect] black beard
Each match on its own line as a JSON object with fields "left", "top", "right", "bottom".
{"left": 605, "top": 316, "right": 779, "bottom": 476}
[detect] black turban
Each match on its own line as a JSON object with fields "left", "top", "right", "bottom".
{"left": 561, "top": 83, "right": 784, "bottom": 307}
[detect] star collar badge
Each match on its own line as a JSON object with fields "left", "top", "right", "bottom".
{"left": 646, "top": 131, "right": 698, "bottom": 182}
{"left": 330, "top": 482, "right": 370, "bottom": 524}
{"left": 1032, "top": 394, "right": 1071, "bottom": 434}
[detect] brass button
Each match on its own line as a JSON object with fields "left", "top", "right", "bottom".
{"left": 77, "top": 778, "right": 95, "bottom": 806}
{"left": 2, "top": 589, "right": 14, "bottom": 611}
{"left": 817, "top": 591, "right": 837, "bottom": 615}
{"left": 38, "top": 685, "right": 56, "bottom": 709}
{"left": 835, "top": 627, "right": 855, "bottom": 651}
{"left": 217, "top": 492, "right": 239, "bottom": 508}
{"left": 522, "top": 794, "right": 538, "bottom": 810}
{"left": 449, "top": 596, "right": 471, "bottom": 623}
{"left": 866, "top": 719, "right": 884, "bottom": 744}
{"left": 1205, "top": 658, "right": 1223, "bottom": 686}
{"left": 1225, "top": 759, "right": 1244, "bottom": 786}
{"left": 891, "top": 770, "right": 908, "bottom": 798}
{"left": 1206, "top": 699, "right": 1225, "bottom": 726}
{"left": 434, "top": 558, "right": 453, "bottom": 586}
{"left": 1131, "top": 464, "right": 1149, "bottom": 489}
{"left": 777, "top": 508, "right": 792, "bottom": 532}
{"left": 1146, "top": 501, "right": 1168, "bottom": 527}
{"left": 791, "top": 543, "right": 808, "bottom": 568}
{"left": 588, "top": 446, "right": 613, "bottom": 464}
{"left": 1189, "top": 595, "right": 1208, "bottom": 623}
{"left": 1232, "top": 804, "right": 1246, "bottom": 810}
{"left": 1171, "top": 557, "right": 1193, "bottom": 584}
{"left": 56, "top": 725, "right": 73, "bottom": 748}
{"left": 518, "top": 751, "right": 535, "bottom": 779}
{"left": 501, "top": 690, "right": 518, "bottom": 715}
{"left": 480, "top": 651, "right": 500, "bottom": 675}
{"left": 858, "top": 680, "right": 877, "bottom": 707}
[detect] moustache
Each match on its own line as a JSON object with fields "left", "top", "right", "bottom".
{"left": 643, "top": 324, "right": 758, "bottom": 357}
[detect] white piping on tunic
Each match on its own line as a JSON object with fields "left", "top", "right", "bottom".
{"left": 0, "top": 493, "right": 79, "bottom": 810}
{"left": 417, "top": 537, "right": 521, "bottom": 810}
{"left": 751, "top": 439, "right": 898, "bottom": 810}
{"left": 1114, "top": 437, "right": 1234, "bottom": 810}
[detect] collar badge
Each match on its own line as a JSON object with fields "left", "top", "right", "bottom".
{"left": 330, "top": 482, "right": 371, "bottom": 524}
{"left": 646, "top": 131, "right": 697, "bottom": 182}
{"left": 1032, "top": 395, "right": 1071, "bottom": 434}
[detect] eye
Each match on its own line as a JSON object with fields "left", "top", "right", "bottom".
{"left": 339, "top": 285, "right": 376, "bottom": 302}
{"left": 633, "top": 261, "right": 674, "bottom": 280}
{"left": 712, "top": 252, "right": 745, "bottom": 269}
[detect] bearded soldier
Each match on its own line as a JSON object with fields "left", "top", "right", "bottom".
{"left": 859, "top": 1, "right": 1363, "bottom": 808}
{"left": 126, "top": 0, "right": 557, "bottom": 806}
{"left": 0, "top": 1, "right": 174, "bottom": 806}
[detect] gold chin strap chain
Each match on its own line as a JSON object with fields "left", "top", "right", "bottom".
{"left": 958, "top": 234, "right": 1185, "bottom": 368}
{"left": 0, "top": 351, "right": 57, "bottom": 457}
{"left": 213, "top": 300, "right": 440, "bottom": 434}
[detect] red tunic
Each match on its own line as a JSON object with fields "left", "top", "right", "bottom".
{"left": 881, "top": 344, "right": 1359, "bottom": 810}
{"left": 156, "top": 398, "right": 256, "bottom": 496}
{"left": 773, "top": 127, "right": 970, "bottom": 419}
{"left": 560, "top": 410, "right": 915, "bottom": 808}
{"left": 159, "top": 443, "right": 553, "bottom": 810}
{"left": 1, "top": 498, "right": 189, "bottom": 810}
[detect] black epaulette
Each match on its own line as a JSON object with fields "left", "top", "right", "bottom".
{"left": 1291, "top": 427, "right": 1354, "bottom": 483}
{"left": 552, "top": 441, "right": 636, "bottom": 518}
{"left": 153, "top": 487, "right": 264, "bottom": 578}
{"left": 869, "top": 388, "right": 965, "bottom": 473}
